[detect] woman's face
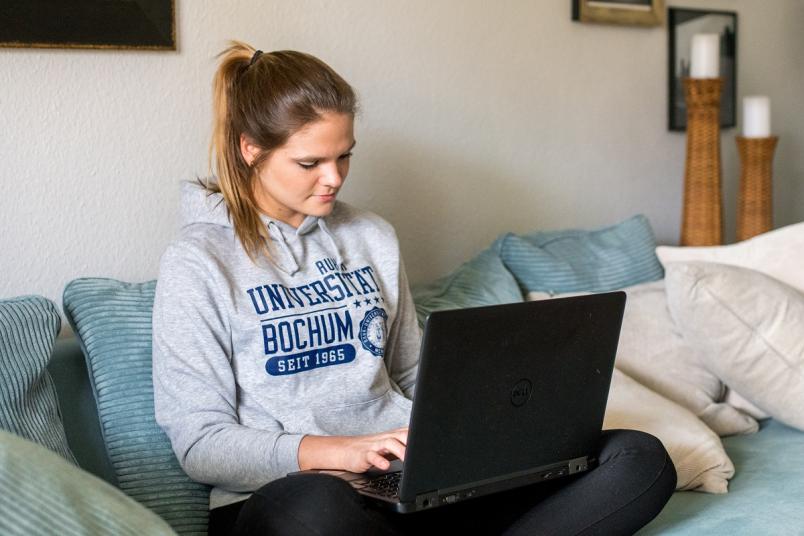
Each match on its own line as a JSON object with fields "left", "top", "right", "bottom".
{"left": 242, "top": 111, "right": 355, "bottom": 229}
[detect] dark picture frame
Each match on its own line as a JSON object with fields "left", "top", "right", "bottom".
{"left": 0, "top": 0, "right": 175, "bottom": 50}
{"left": 668, "top": 8, "right": 737, "bottom": 131}
{"left": 572, "top": 0, "right": 665, "bottom": 27}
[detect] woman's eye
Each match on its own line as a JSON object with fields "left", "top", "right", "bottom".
{"left": 298, "top": 153, "right": 351, "bottom": 170}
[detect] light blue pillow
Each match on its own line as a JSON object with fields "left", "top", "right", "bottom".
{"left": 0, "top": 295, "right": 76, "bottom": 463}
{"left": 0, "top": 430, "right": 176, "bottom": 536}
{"left": 62, "top": 278, "right": 209, "bottom": 536}
{"left": 499, "top": 215, "right": 664, "bottom": 294}
{"left": 412, "top": 239, "right": 523, "bottom": 326}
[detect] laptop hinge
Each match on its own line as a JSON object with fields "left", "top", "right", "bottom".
{"left": 414, "top": 456, "right": 595, "bottom": 509}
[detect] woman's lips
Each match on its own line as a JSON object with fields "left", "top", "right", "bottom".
{"left": 315, "top": 193, "right": 336, "bottom": 202}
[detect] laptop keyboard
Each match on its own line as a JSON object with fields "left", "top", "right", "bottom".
{"left": 352, "top": 471, "right": 402, "bottom": 499}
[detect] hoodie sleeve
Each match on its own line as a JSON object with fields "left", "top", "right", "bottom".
{"left": 152, "top": 243, "right": 304, "bottom": 492}
{"left": 384, "top": 253, "right": 421, "bottom": 400}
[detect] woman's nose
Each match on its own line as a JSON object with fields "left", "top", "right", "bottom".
{"left": 320, "top": 164, "right": 344, "bottom": 188}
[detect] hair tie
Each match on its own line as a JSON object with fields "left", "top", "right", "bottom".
{"left": 248, "top": 50, "right": 263, "bottom": 68}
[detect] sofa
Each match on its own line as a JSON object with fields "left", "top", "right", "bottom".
{"left": 48, "top": 334, "right": 804, "bottom": 536}
{"left": 2, "top": 214, "right": 803, "bottom": 535}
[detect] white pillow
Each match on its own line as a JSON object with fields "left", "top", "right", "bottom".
{"left": 656, "top": 221, "right": 804, "bottom": 292}
{"left": 604, "top": 369, "right": 734, "bottom": 493}
{"left": 529, "top": 282, "right": 759, "bottom": 436}
{"left": 665, "top": 262, "right": 804, "bottom": 431}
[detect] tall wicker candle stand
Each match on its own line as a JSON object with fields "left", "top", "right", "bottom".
{"left": 736, "top": 135, "right": 778, "bottom": 241}
{"left": 680, "top": 77, "right": 724, "bottom": 246}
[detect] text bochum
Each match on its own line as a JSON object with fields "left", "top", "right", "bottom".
{"left": 245, "top": 258, "right": 385, "bottom": 373}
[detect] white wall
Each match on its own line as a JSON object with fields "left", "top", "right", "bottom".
{"left": 1, "top": 0, "right": 802, "bottom": 335}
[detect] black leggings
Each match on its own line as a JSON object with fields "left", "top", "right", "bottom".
{"left": 210, "top": 429, "right": 676, "bottom": 536}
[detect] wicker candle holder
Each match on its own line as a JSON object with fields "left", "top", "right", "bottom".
{"left": 680, "top": 77, "right": 724, "bottom": 246}
{"left": 736, "top": 135, "right": 778, "bottom": 241}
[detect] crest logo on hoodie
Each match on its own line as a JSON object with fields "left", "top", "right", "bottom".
{"left": 359, "top": 307, "right": 388, "bottom": 357}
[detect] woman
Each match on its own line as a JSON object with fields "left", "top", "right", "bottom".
{"left": 152, "top": 41, "right": 676, "bottom": 535}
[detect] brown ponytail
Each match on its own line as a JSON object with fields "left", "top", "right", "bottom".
{"left": 206, "top": 40, "right": 358, "bottom": 265}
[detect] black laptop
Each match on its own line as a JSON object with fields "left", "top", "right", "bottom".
{"left": 290, "top": 291, "right": 626, "bottom": 513}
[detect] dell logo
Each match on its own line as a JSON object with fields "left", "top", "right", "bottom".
{"left": 511, "top": 379, "right": 533, "bottom": 407}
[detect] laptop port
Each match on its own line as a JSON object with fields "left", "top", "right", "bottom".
{"left": 417, "top": 492, "right": 439, "bottom": 509}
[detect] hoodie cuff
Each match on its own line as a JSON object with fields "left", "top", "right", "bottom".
{"left": 273, "top": 432, "right": 305, "bottom": 475}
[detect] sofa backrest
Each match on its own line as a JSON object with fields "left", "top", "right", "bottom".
{"left": 47, "top": 336, "right": 117, "bottom": 486}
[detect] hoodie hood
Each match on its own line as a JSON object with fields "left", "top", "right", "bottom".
{"left": 179, "top": 180, "right": 344, "bottom": 276}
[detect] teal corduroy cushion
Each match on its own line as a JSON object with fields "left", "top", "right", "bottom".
{"left": 62, "top": 278, "right": 210, "bottom": 536}
{"left": 0, "top": 295, "right": 75, "bottom": 462}
{"left": 499, "top": 215, "right": 664, "bottom": 294}
{"left": 411, "top": 239, "right": 523, "bottom": 326}
{"left": 0, "top": 430, "right": 176, "bottom": 536}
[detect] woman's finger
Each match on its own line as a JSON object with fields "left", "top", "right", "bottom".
{"left": 381, "top": 428, "right": 408, "bottom": 445}
{"left": 379, "top": 438, "right": 406, "bottom": 462}
{"left": 393, "top": 428, "right": 408, "bottom": 445}
{"left": 366, "top": 450, "right": 391, "bottom": 470}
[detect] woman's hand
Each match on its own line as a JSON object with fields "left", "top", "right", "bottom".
{"left": 298, "top": 427, "right": 408, "bottom": 473}
{"left": 338, "top": 427, "right": 408, "bottom": 472}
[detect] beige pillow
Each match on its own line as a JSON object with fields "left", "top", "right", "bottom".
{"left": 724, "top": 387, "right": 770, "bottom": 421}
{"left": 656, "top": 221, "right": 804, "bottom": 292}
{"left": 665, "top": 262, "right": 804, "bottom": 431}
{"left": 529, "top": 281, "right": 758, "bottom": 436}
{"left": 604, "top": 369, "right": 734, "bottom": 493}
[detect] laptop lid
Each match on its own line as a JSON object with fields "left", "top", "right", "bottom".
{"left": 398, "top": 291, "right": 626, "bottom": 503}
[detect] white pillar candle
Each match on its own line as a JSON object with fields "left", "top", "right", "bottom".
{"left": 743, "top": 96, "right": 771, "bottom": 138}
{"left": 690, "top": 33, "right": 720, "bottom": 78}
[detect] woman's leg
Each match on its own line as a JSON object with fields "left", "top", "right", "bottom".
{"left": 211, "top": 429, "right": 675, "bottom": 536}
{"left": 382, "top": 429, "right": 675, "bottom": 535}
{"left": 209, "top": 500, "right": 246, "bottom": 536}
{"left": 227, "top": 473, "right": 403, "bottom": 536}
{"left": 498, "top": 429, "right": 677, "bottom": 535}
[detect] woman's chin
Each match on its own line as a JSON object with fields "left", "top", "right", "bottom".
{"left": 300, "top": 203, "right": 336, "bottom": 220}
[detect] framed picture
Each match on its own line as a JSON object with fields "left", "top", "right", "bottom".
{"left": 572, "top": 0, "right": 665, "bottom": 27}
{"left": 668, "top": 8, "right": 737, "bottom": 131}
{"left": 0, "top": 0, "right": 175, "bottom": 50}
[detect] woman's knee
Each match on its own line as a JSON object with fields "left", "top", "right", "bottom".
{"left": 254, "top": 473, "right": 357, "bottom": 504}
{"left": 600, "top": 429, "right": 668, "bottom": 462}
{"left": 234, "top": 474, "right": 395, "bottom": 536}
{"left": 598, "top": 429, "right": 677, "bottom": 492}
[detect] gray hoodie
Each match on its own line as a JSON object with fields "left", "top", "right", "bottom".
{"left": 152, "top": 180, "right": 421, "bottom": 509}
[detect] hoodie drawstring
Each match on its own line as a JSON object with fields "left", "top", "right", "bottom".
{"left": 266, "top": 218, "right": 344, "bottom": 276}
{"left": 317, "top": 219, "right": 345, "bottom": 268}
{"left": 266, "top": 222, "right": 300, "bottom": 275}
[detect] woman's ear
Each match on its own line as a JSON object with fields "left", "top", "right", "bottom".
{"left": 239, "top": 134, "right": 260, "bottom": 166}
